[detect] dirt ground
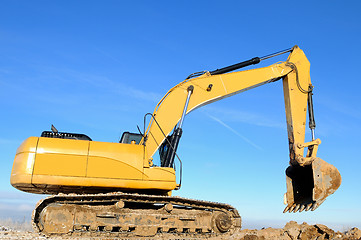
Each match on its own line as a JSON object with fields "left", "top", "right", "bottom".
{"left": 1, "top": 221, "right": 361, "bottom": 240}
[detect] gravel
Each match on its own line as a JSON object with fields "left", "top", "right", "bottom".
{"left": 0, "top": 222, "right": 360, "bottom": 240}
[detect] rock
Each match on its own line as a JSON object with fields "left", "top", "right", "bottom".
{"left": 284, "top": 221, "right": 301, "bottom": 239}
{"left": 298, "top": 225, "right": 319, "bottom": 240}
{"left": 0, "top": 225, "right": 10, "bottom": 231}
{"left": 345, "top": 227, "right": 361, "bottom": 239}
{"left": 243, "top": 234, "right": 265, "bottom": 240}
{"left": 259, "top": 227, "right": 290, "bottom": 240}
{"left": 284, "top": 221, "right": 300, "bottom": 230}
{"left": 238, "top": 221, "right": 361, "bottom": 240}
{"left": 315, "top": 224, "right": 335, "bottom": 238}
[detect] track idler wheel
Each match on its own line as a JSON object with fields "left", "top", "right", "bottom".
{"left": 211, "top": 211, "right": 232, "bottom": 233}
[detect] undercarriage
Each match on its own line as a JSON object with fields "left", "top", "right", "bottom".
{"left": 32, "top": 192, "right": 241, "bottom": 238}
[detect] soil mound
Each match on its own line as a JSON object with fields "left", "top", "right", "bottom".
{"left": 237, "top": 221, "right": 361, "bottom": 240}
{"left": 0, "top": 221, "right": 360, "bottom": 239}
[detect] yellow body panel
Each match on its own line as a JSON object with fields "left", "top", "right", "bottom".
{"left": 10, "top": 137, "right": 38, "bottom": 189}
{"left": 282, "top": 51, "right": 311, "bottom": 163}
{"left": 143, "top": 167, "right": 176, "bottom": 181}
{"left": 31, "top": 174, "right": 176, "bottom": 190}
{"left": 34, "top": 138, "right": 89, "bottom": 177}
{"left": 87, "top": 141, "right": 143, "bottom": 179}
{"left": 11, "top": 137, "right": 177, "bottom": 194}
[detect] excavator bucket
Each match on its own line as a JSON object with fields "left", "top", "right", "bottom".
{"left": 283, "top": 157, "right": 341, "bottom": 213}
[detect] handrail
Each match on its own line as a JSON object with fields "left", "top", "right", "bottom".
{"left": 143, "top": 113, "right": 182, "bottom": 190}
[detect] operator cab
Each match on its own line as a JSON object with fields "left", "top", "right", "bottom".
{"left": 119, "top": 132, "right": 142, "bottom": 144}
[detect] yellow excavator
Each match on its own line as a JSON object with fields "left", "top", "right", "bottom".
{"left": 10, "top": 46, "right": 341, "bottom": 238}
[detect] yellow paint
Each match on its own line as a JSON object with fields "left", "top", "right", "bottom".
{"left": 11, "top": 46, "right": 323, "bottom": 196}
{"left": 87, "top": 141, "right": 143, "bottom": 180}
{"left": 11, "top": 137, "right": 176, "bottom": 194}
{"left": 10, "top": 137, "right": 38, "bottom": 187}
{"left": 31, "top": 174, "right": 176, "bottom": 191}
{"left": 143, "top": 167, "right": 175, "bottom": 181}
{"left": 282, "top": 47, "right": 312, "bottom": 164}
{"left": 143, "top": 48, "right": 311, "bottom": 161}
{"left": 33, "top": 138, "right": 89, "bottom": 177}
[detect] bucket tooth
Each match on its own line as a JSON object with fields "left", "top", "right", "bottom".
{"left": 293, "top": 204, "right": 300, "bottom": 212}
{"left": 305, "top": 203, "right": 313, "bottom": 211}
{"left": 299, "top": 204, "right": 306, "bottom": 212}
{"left": 311, "top": 203, "right": 319, "bottom": 211}
{"left": 283, "top": 204, "right": 291, "bottom": 213}
{"left": 288, "top": 204, "right": 296, "bottom": 213}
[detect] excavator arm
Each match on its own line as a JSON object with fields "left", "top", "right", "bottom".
{"left": 142, "top": 46, "right": 341, "bottom": 212}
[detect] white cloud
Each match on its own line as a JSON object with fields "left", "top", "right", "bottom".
{"left": 49, "top": 68, "right": 162, "bottom": 103}
{"left": 17, "top": 204, "right": 34, "bottom": 212}
{"left": 0, "top": 191, "right": 46, "bottom": 202}
{"left": 0, "top": 191, "right": 45, "bottom": 219}
{"left": 318, "top": 96, "right": 361, "bottom": 121}
{"left": 205, "top": 113, "right": 263, "bottom": 150}
{"left": 0, "top": 203, "right": 33, "bottom": 212}
{"left": 203, "top": 106, "right": 285, "bottom": 129}
{"left": 4, "top": 66, "right": 162, "bottom": 106}
{"left": 92, "top": 47, "right": 125, "bottom": 65}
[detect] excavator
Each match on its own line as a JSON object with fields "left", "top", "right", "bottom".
{"left": 10, "top": 46, "right": 341, "bottom": 238}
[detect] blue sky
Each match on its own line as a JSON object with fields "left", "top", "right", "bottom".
{"left": 1, "top": 0, "right": 361, "bottom": 230}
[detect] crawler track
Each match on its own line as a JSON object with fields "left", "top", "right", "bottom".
{"left": 32, "top": 192, "right": 241, "bottom": 238}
